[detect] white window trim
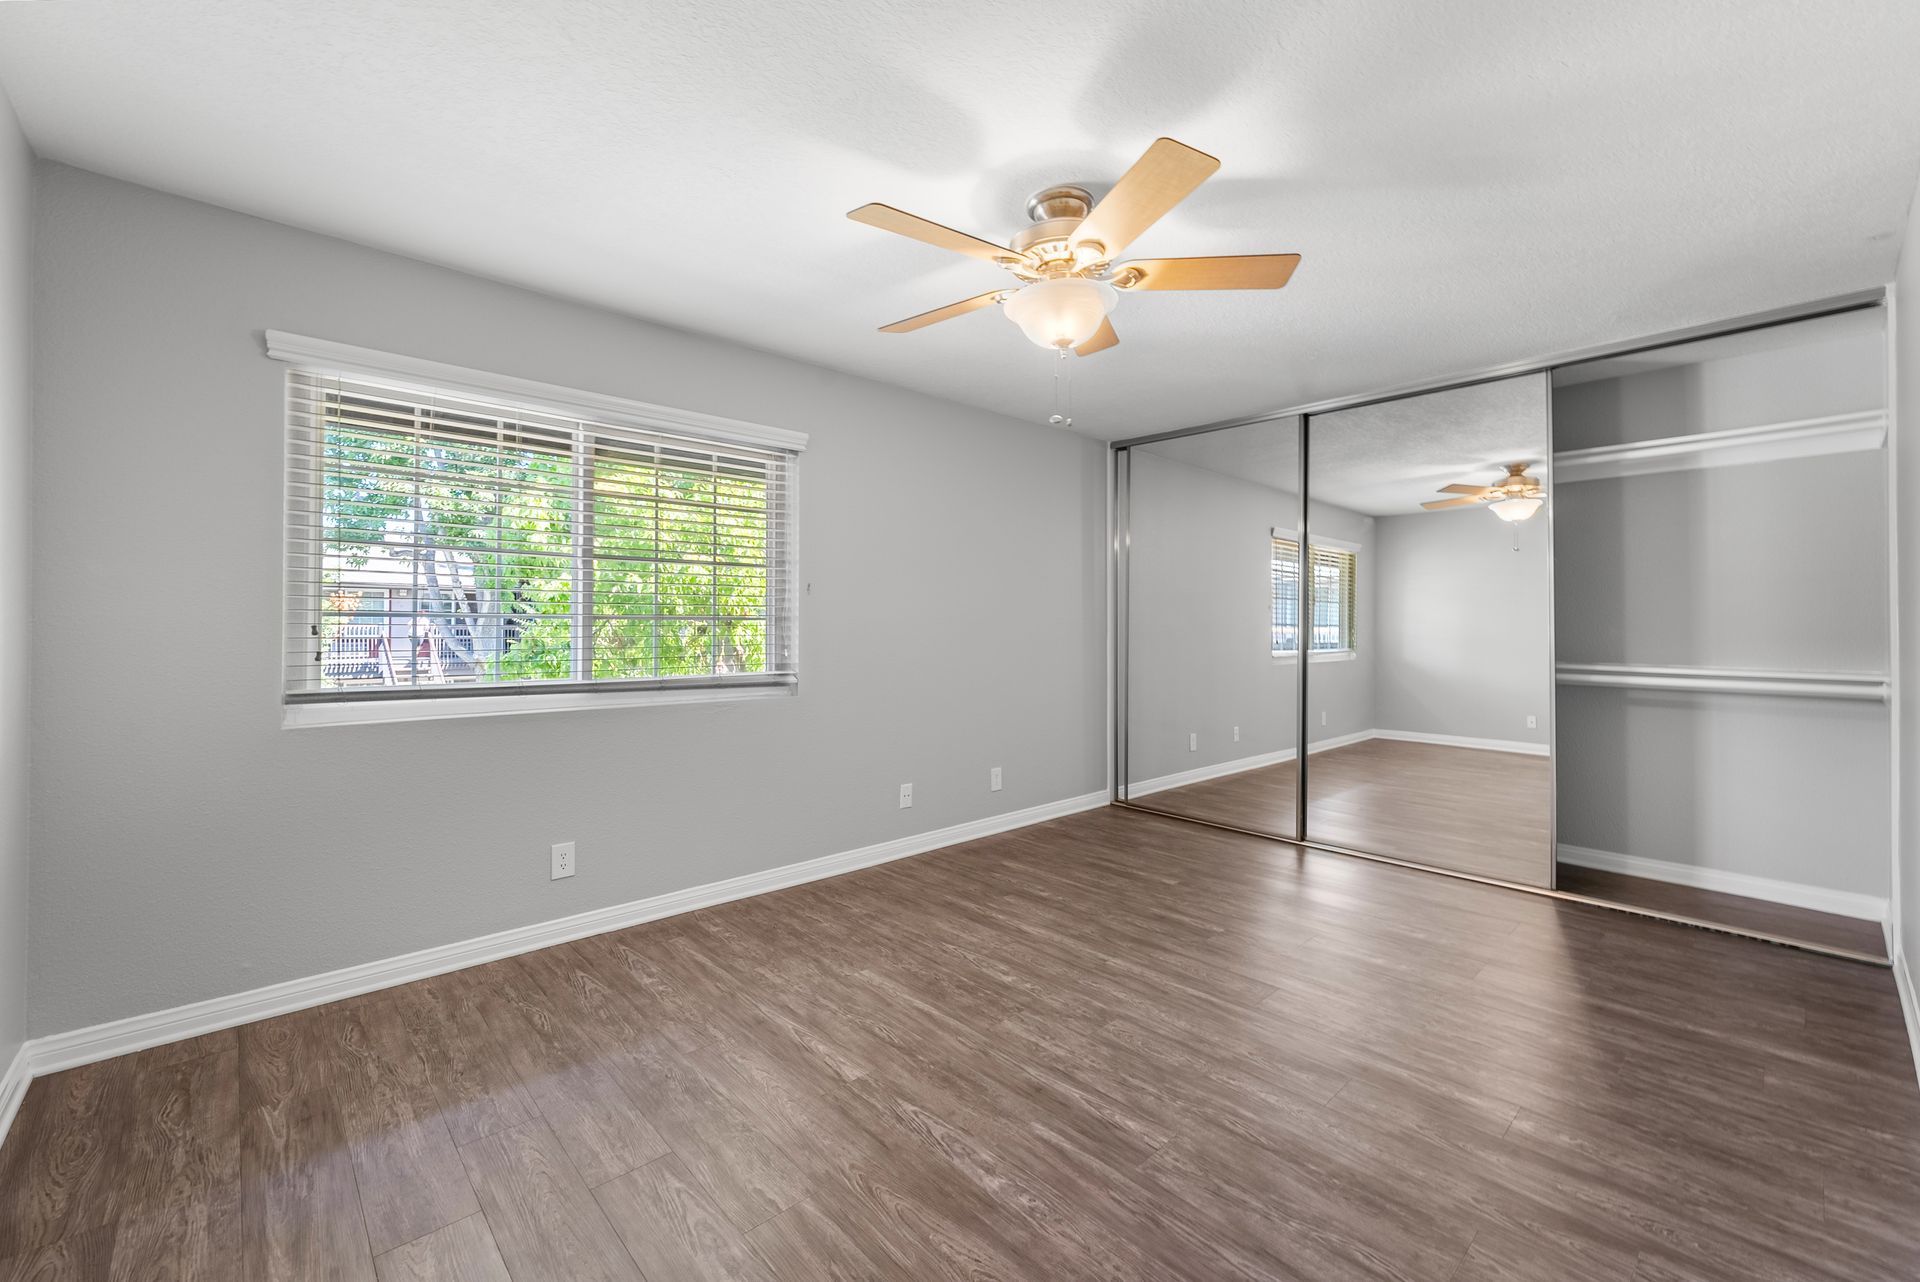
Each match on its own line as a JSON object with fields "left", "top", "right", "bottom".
{"left": 271, "top": 333, "right": 805, "bottom": 726}
{"left": 1270, "top": 528, "right": 1361, "bottom": 663}
{"left": 285, "top": 682, "right": 795, "bottom": 729}
{"left": 265, "top": 331, "right": 809, "bottom": 454}
{"left": 1300, "top": 532, "right": 1361, "bottom": 554}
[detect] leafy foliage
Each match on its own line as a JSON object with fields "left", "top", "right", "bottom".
{"left": 319, "top": 403, "right": 772, "bottom": 689}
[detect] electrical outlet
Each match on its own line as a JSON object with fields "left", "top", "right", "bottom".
{"left": 1188, "top": 732, "right": 1198, "bottom": 752}
{"left": 899, "top": 782, "right": 913, "bottom": 809}
{"left": 1233, "top": 725, "right": 1241, "bottom": 742}
{"left": 1527, "top": 714, "right": 1537, "bottom": 729}
{"left": 1321, "top": 710, "right": 1328, "bottom": 726}
{"left": 990, "top": 766, "right": 1003, "bottom": 792}
{"left": 551, "top": 841, "right": 575, "bottom": 881}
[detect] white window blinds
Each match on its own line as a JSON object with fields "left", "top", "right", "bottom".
{"left": 285, "top": 369, "right": 799, "bottom": 703}
{"left": 1271, "top": 537, "right": 1357, "bottom": 654}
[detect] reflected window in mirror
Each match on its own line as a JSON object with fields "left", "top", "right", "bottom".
{"left": 1271, "top": 537, "right": 1357, "bottom": 658}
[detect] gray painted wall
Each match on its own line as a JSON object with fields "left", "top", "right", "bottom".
{"left": 1554, "top": 325, "right": 1891, "bottom": 897}
{"left": 0, "top": 92, "right": 29, "bottom": 1072}
{"left": 1556, "top": 686, "right": 1889, "bottom": 895}
{"left": 1552, "top": 456, "right": 1888, "bottom": 674}
{"left": 1897, "top": 183, "right": 1920, "bottom": 984}
{"left": 28, "top": 164, "right": 1108, "bottom": 1036}
{"left": 1124, "top": 445, "right": 1375, "bottom": 788}
{"left": 1370, "top": 509, "right": 1552, "bottom": 747}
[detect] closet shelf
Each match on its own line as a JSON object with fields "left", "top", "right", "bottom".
{"left": 1555, "top": 662, "right": 1888, "bottom": 703}
{"left": 1552, "top": 409, "right": 1885, "bottom": 483}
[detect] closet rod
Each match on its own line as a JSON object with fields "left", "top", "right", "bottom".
{"left": 1550, "top": 409, "right": 1886, "bottom": 484}
{"left": 1555, "top": 663, "right": 1888, "bottom": 703}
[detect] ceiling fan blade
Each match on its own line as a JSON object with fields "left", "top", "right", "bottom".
{"left": 878, "top": 290, "right": 1008, "bottom": 334}
{"left": 848, "top": 203, "right": 1025, "bottom": 264}
{"left": 1075, "top": 317, "right": 1119, "bottom": 356}
{"left": 1071, "top": 138, "right": 1221, "bottom": 259}
{"left": 1422, "top": 495, "right": 1487, "bottom": 510}
{"left": 1114, "top": 254, "right": 1301, "bottom": 291}
{"left": 1439, "top": 483, "right": 1490, "bottom": 495}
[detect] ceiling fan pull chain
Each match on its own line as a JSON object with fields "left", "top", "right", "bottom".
{"left": 1048, "top": 346, "right": 1073, "bottom": 427}
{"left": 1063, "top": 347, "right": 1074, "bottom": 428}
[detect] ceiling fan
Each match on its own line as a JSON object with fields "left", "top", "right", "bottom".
{"left": 1422, "top": 463, "right": 1546, "bottom": 522}
{"left": 847, "top": 138, "right": 1301, "bottom": 356}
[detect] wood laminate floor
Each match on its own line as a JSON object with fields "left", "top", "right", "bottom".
{"left": 1133, "top": 741, "right": 1885, "bottom": 958}
{"left": 1131, "top": 738, "right": 1554, "bottom": 885}
{"left": 3, "top": 806, "right": 1918, "bottom": 1280}
{"left": 1555, "top": 863, "right": 1889, "bottom": 958}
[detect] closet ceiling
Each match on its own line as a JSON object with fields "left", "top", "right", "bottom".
{"left": 4, "top": 1, "right": 1918, "bottom": 440}
{"left": 1552, "top": 304, "right": 1886, "bottom": 386}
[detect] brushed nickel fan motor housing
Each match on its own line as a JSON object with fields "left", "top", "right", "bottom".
{"left": 1498, "top": 464, "right": 1543, "bottom": 497}
{"left": 1012, "top": 186, "right": 1108, "bottom": 277}
{"left": 1011, "top": 217, "right": 1085, "bottom": 251}
{"left": 1025, "top": 184, "right": 1093, "bottom": 222}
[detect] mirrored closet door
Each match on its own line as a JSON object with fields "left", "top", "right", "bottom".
{"left": 1551, "top": 308, "right": 1892, "bottom": 957}
{"left": 1120, "top": 417, "right": 1302, "bottom": 839}
{"left": 1302, "top": 375, "right": 1556, "bottom": 887}
{"left": 1116, "top": 301, "right": 1891, "bottom": 958}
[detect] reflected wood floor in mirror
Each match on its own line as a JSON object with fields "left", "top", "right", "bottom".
{"left": 2, "top": 807, "right": 1916, "bottom": 1280}
{"left": 1133, "top": 737, "right": 1552, "bottom": 884}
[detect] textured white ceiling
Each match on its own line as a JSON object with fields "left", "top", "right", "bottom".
{"left": 1305, "top": 375, "right": 1549, "bottom": 515}
{"left": 1141, "top": 421, "right": 1302, "bottom": 499}
{"left": 1141, "top": 375, "right": 1548, "bottom": 515}
{"left": 3, "top": 1, "right": 1918, "bottom": 440}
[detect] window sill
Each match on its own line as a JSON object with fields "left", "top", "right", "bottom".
{"left": 284, "top": 681, "right": 797, "bottom": 729}
{"left": 1272, "top": 650, "right": 1358, "bottom": 665}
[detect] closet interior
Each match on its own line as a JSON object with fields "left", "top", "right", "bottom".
{"left": 1552, "top": 308, "right": 1891, "bottom": 957}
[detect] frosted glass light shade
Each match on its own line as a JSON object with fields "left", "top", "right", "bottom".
{"left": 1002, "top": 277, "right": 1118, "bottom": 349}
{"left": 1489, "top": 496, "right": 1543, "bottom": 523}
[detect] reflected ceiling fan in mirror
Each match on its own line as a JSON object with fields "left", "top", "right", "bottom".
{"left": 1422, "top": 463, "right": 1546, "bottom": 522}
{"left": 847, "top": 138, "right": 1301, "bottom": 356}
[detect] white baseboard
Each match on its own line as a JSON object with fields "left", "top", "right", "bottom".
{"left": 14, "top": 790, "right": 1108, "bottom": 1088}
{"left": 1895, "top": 946, "right": 1920, "bottom": 1090}
{"left": 0, "top": 1043, "right": 28, "bottom": 1149}
{"left": 1369, "top": 728, "right": 1552, "bottom": 757}
{"left": 1307, "top": 728, "right": 1377, "bottom": 755}
{"left": 1557, "top": 844, "right": 1890, "bottom": 923}
{"left": 1126, "top": 748, "right": 1294, "bottom": 798}
{"left": 1125, "top": 729, "right": 1374, "bottom": 799}
{"left": 1125, "top": 727, "right": 1551, "bottom": 799}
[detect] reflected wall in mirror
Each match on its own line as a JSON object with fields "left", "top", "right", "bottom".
{"left": 1551, "top": 308, "right": 1891, "bottom": 957}
{"left": 1303, "top": 374, "right": 1555, "bottom": 886}
{"left": 1122, "top": 418, "right": 1302, "bottom": 839}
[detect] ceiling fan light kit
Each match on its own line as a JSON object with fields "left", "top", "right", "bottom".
{"left": 1489, "top": 495, "right": 1544, "bottom": 522}
{"left": 847, "top": 137, "right": 1300, "bottom": 361}
{"left": 1002, "top": 276, "right": 1119, "bottom": 349}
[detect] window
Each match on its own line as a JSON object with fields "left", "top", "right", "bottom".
{"left": 279, "top": 340, "right": 802, "bottom": 715}
{"left": 1272, "top": 537, "right": 1356, "bottom": 656}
